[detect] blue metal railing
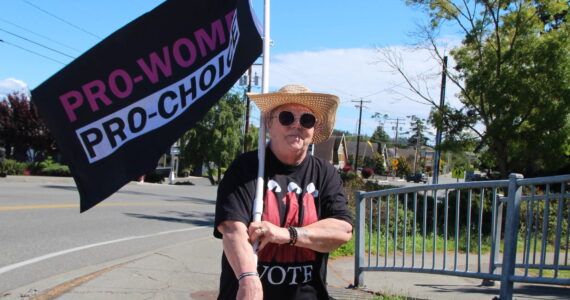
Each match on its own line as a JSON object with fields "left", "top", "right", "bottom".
{"left": 354, "top": 174, "right": 570, "bottom": 300}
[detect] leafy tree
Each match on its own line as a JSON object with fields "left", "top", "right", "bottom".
{"left": 371, "top": 113, "right": 391, "bottom": 144}
{"left": 0, "top": 92, "right": 56, "bottom": 162}
{"left": 384, "top": 0, "right": 570, "bottom": 178}
{"left": 406, "top": 115, "right": 430, "bottom": 147}
{"left": 368, "top": 152, "right": 386, "bottom": 175}
{"left": 179, "top": 92, "right": 246, "bottom": 184}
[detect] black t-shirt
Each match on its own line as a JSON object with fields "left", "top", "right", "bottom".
{"left": 214, "top": 147, "right": 352, "bottom": 300}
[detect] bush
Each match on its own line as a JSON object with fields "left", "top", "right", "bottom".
{"left": 361, "top": 167, "right": 374, "bottom": 179}
{"left": 41, "top": 164, "right": 71, "bottom": 176}
{"left": 35, "top": 158, "right": 71, "bottom": 177}
{"left": 340, "top": 170, "right": 358, "bottom": 182}
{"left": 0, "top": 159, "right": 27, "bottom": 175}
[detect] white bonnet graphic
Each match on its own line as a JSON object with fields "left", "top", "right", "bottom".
{"left": 267, "top": 180, "right": 282, "bottom": 192}
{"left": 306, "top": 182, "right": 319, "bottom": 197}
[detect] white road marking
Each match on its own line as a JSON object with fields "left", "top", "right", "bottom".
{"left": 0, "top": 226, "right": 209, "bottom": 275}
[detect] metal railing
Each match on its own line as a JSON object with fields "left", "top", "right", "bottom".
{"left": 354, "top": 174, "right": 570, "bottom": 300}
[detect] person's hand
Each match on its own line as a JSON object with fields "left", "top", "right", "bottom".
{"left": 237, "top": 275, "right": 263, "bottom": 300}
{"left": 248, "top": 221, "right": 289, "bottom": 250}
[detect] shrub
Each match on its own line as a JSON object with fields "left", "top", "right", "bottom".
{"left": 340, "top": 170, "right": 358, "bottom": 182}
{"left": 41, "top": 164, "right": 71, "bottom": 176}
{"left": 361, "top": 167, "right": 374, "bottom": 179}
{"left": 32, "top": 158, "right": 72, "bottom": 177}
{"left": 1, "top": 159, "right": 27, "bottom": 175}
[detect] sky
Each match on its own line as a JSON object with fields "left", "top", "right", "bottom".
{"left": 0, "top": 0, "right": 464, "bottom": 140}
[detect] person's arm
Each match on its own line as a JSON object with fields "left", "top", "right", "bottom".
{"left": 218, "top": 220, "right": 263, "bottom": 300}
{"left": 249, "top": 218, "right": 352, "bottom": 253}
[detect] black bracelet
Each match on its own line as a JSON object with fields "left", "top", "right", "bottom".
{"left": 288, "top": 226, "right": 298, "bottom": 246}
{"left": 238, "top": 272, "right": 259, "bottom": 281}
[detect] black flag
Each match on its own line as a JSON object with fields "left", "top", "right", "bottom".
{"left": 31, "top": 0, "right": 262, "bottom": 212}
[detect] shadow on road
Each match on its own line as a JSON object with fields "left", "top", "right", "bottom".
{"left": 124, "top": 211, "right": 215, "bottom": 227}
{"left": 164, "top": 197, "right": 215, "bottom": 205}
{"left": 42, "top": 184, "right": 78, "bottom": 191}
{"left": 415, "top": 283, "right": 570, "bottom": 299}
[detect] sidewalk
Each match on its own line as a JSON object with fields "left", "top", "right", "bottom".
{"left": 5, "top": 236, "right": 569, "bottom": 300}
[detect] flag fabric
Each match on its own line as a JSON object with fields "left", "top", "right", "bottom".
{"left": 367, "top": 140, "right": 374, "bottom": 151}
{"left": 31, "top": 0, "right": 262, "bottom": 212}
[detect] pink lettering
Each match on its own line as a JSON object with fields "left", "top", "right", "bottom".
{"left": 194, "top": 19, "right": 226, "bottom": 57}
{"left": 108, "top": 69, "right": 133, "bottom": 99}
{"left": 82, "top": 80, "right": 113, "bottom": 112}
{"left": 136, "top": 46, "right": 173, "bottom": 84}
{"left": 173, "top": 38, "right": 197, "bottom": 68}
{"left": 224, "top": 10, "right": 235, "bottom": 32}
{"left": 59, "top": 90, "right": 83, "bottom": 122}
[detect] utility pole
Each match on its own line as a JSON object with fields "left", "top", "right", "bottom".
{"left": 386, "top": 118, "right": 405, "bottom": 158}
{"left": 433, "top": 56, "right": 448, "bottom": 184}
{"left": 352, "top": 99, "right": 371, "bottom": 172}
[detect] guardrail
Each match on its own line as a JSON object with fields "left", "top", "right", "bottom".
{"left": 354, "top": 174, "right": 570, "bottom": 300}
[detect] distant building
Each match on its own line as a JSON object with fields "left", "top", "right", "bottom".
{"left": 313, "top": 134, "right": 348, "bottom": 169}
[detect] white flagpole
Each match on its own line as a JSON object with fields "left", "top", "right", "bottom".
{"left": 252, "top": 0, "right": 270, "bottom": 257}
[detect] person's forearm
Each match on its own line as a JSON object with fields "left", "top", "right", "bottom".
{"left": 220, "top": 223, "right": 258, "bottom": 277}
{"left": 293, "top": 218, "right": 352, "bottom": 253}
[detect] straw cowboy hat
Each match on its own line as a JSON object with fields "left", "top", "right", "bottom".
{"left": 247, "top": 84, "right": 340, "bottom": 144}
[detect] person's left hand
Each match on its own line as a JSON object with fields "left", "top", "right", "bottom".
{"left": 248, "top": 221, "right": 289, "bottom": 250}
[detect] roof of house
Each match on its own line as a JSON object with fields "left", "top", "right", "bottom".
{"left": 345, "top": 141, "right": 379, "bottom": 158}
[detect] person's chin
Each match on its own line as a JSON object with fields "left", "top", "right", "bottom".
{"left": 285, "top": 141, "right": 306, "bottom": 151}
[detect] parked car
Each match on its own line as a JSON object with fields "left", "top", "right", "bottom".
{"left": 406, "top": 173, "right": 428, "bottom": 183}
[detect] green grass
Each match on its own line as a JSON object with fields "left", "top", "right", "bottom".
{"left": 526, "top": 269, "right": 570, "bottom": 279}
{"left": 331, "top": 229, "right": 566, "bottom": 259}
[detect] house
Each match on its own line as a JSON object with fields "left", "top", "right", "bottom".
{"left": 313, "top": 134, "right": 348, "bottom": 169}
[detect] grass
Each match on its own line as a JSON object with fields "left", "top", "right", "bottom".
{"left": 525, "top": 269, "right": 570, "bottom": 279}
{"left": 331, "top": 229, "right": 569, "bottom": 262}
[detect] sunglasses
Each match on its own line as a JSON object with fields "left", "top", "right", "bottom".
{"left": 274, "top": 111, "right": 317, "bottom": 129}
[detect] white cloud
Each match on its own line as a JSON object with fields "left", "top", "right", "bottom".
{"left": 265, "top": 46, "right": 464, "bottom": 137}
{"left": 0, "top": 78, "right": 28, "bottom": 99}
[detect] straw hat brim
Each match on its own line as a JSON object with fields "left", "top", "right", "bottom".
{"left": 247, "top": 91, "right": 339, "bottom": 144}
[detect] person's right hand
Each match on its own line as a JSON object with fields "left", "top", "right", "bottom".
{"left": 237, "top": 275, "right": 263, "bottom": 300}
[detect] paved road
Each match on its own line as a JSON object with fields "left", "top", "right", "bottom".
{"left": 0, "top": 176, "right": 217, "bottom": 294}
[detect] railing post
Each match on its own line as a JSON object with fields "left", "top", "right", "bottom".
{"left": 483, "top": 193, "right": 504, "bottom": 286}
{"left": 499, "top": 174, "right": 523, "bottom": 300}
{"left": 354, "top": 190, "right": 365, "bottom": 287}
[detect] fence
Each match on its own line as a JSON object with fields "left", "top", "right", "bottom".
{"left": 354, "top": 174, "right": 570, "bottom": 300}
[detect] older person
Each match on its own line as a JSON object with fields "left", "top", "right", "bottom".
{"left": 214, "top": 84, "right": 353, "bottom": 300}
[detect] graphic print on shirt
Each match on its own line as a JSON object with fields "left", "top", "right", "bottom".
{"left": 258, "top": 179, "right": 319, "bottom": 264}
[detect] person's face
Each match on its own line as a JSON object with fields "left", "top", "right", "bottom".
{"left": 267, "top": 103, "right": 315, "bottom": 153}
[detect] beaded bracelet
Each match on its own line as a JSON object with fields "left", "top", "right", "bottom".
{"left": 288, "top": 226, "right": 298, "bottom": 246}
{"left": 238, "top": 272, "right": 259, "bottom": 281}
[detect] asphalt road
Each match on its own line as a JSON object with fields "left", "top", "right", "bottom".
{"left": 0, "top": 177, "right": 218, "bottom": 294}
{"left": 0, "top": 173, "right": 462, "bottom": 295}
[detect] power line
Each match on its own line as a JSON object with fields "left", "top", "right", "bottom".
{"left": 0, "top": 28, "right": 76, "bottom": 59}
{"left": 0, "top": 39, "right": 65, "bottom": 65}
{"left": 21, "top": 0, "right": 101, "bottom": 40}
{"left": 0, "top": 17, "right": 82, "bottom": 53}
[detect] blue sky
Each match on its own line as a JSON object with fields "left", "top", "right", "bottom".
{"left": 0, "top": 0, "right": 462, "bottom": 138}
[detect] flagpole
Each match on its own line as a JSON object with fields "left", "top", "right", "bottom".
{"left": 252, "top": 0, "right": 270, "bottom": 257}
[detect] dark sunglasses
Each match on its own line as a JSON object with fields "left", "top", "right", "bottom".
{"left": 275, "top": 111, "right": 316, "bottom": 129}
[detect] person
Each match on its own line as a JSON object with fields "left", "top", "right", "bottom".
{"left": 214, "top": 84, "right": 353, "bottom": 299}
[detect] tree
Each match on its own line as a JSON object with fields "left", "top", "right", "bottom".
{"left": 406, "top": 115, "right": 430, "bottom": 147}
{"left": 0, "top": 92, "right": 56, "bottom": 162}
{"left": 179, "top": 91, "right": 246, "bottom": 184}
{"left": 371, "top": 113, "right": 391, "bottom": 144}
{"left": 383, "top": 0, "right": 570, "bottom": 178}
